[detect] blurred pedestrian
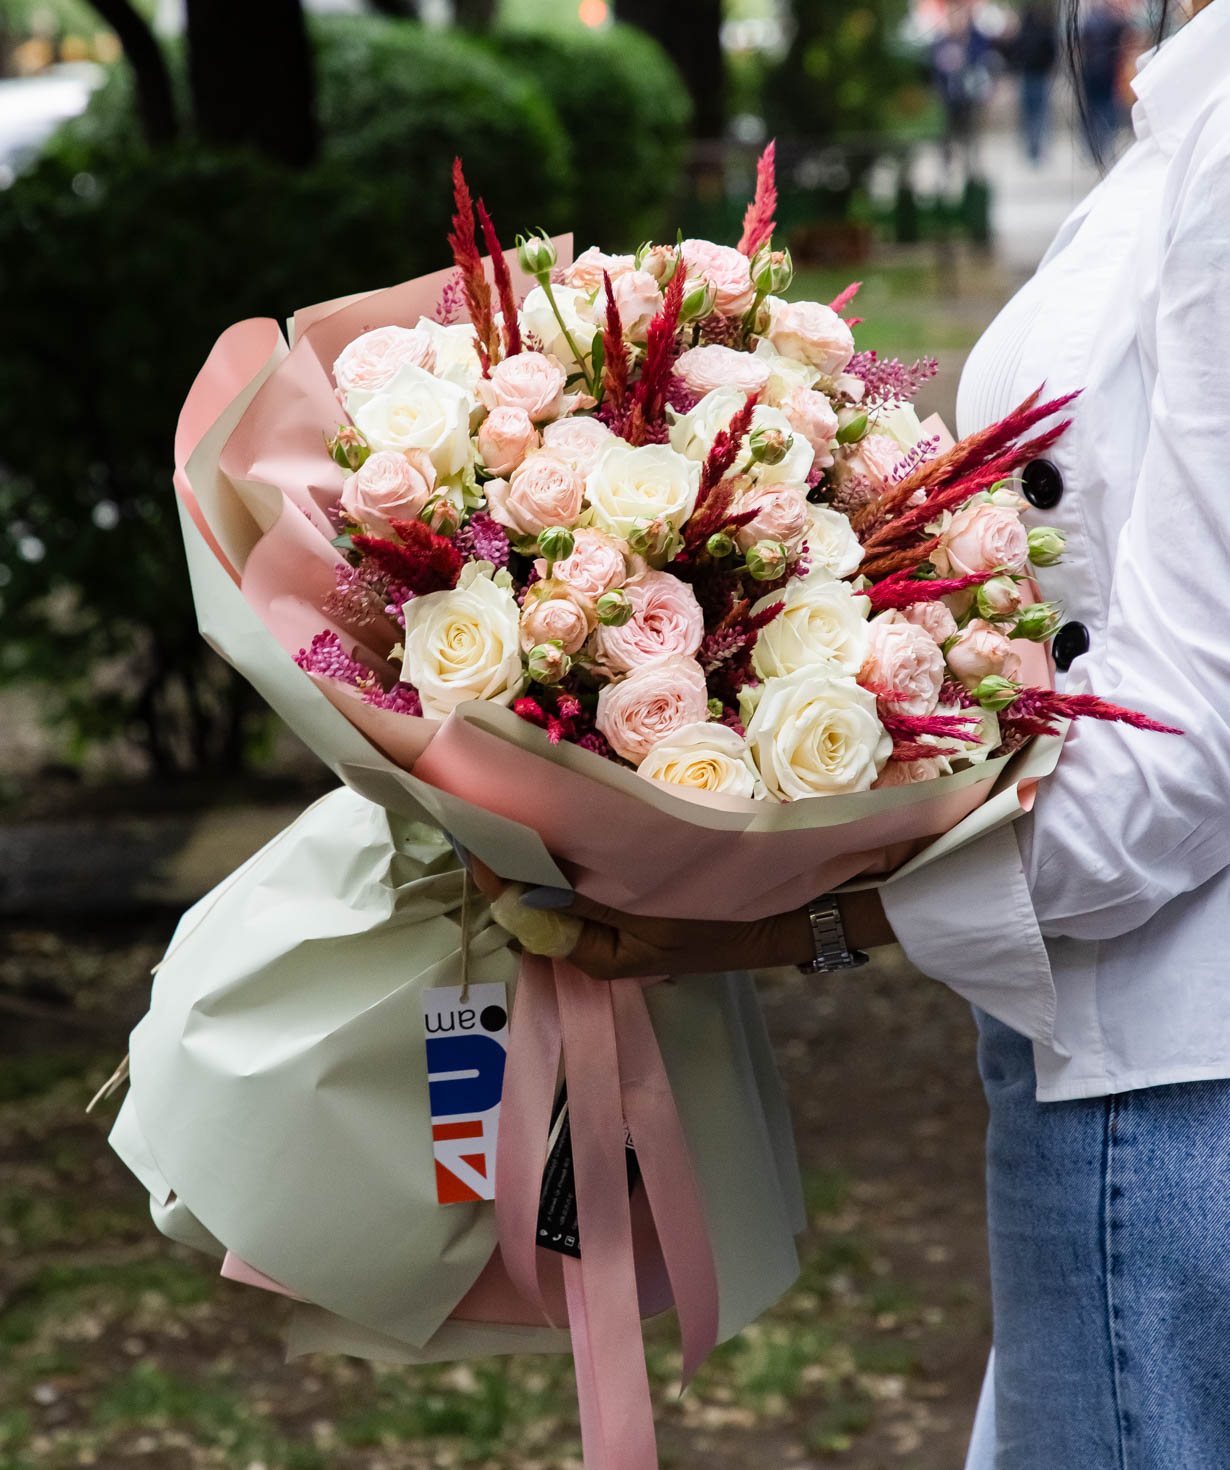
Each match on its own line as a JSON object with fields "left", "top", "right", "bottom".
{"left": 932, "top": 0, "right": 997, "bottom": 173}
{"left": 1078, "top": 0, "right": 1129, "bottom": 159}
{"left": 1009, "top": 3, "right": 1059, "bottom": 162}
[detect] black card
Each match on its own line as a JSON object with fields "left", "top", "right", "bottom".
{"left": 535, "top": 1090, "right": 640, "bottom": 1259}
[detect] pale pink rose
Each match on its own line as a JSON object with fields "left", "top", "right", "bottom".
{"left": 518, "top": 580, "right": 595, "bottom": 656}
{"left": 733, "top": 482, "right": 810, "bottom": 553}
{"left": 596, "top": 656, "right": 710, "bottom": 764}
{"left": 900, "top": 600, "right": 959, "bottom": 645}
{"left": 782, "top": 387, "right": 839, "bottom": 466}
{"left": 333, "top": 326, "right": 436, "bottom": 395}
{"left": 477, "top": 406, "right": 540, "bottom": 476}
{"left": 477, "top": 351, "right": 567, "bottom": 422}
{"left": 936, "top": 503, "right": 1029, "bottom": 578}
{"left": 873, "top": 758, "right": 948, "bottom": 788}
{"left": 484, "top": 453, "right": 584, "bottom": 538}
{"left": 680, "top": 238, "right": 757, "bottom": 316}
{"left": 563, "top": 246, "right": 636, "bottom": 292}
{"left": 535, "top": 528, "right": 629, "bottom": 601}
{"left": 974, "top": 575, "right": 1024, "bottom": 618}
{"left": 946, "top": 619, "right": 1024, "bottom": 688}
{"left": 339, "top": 449, "right": 436, "bottom": 537}
{"left": 766, "top": 300, "right": 855, "bottom": 376}
{"left": 673, "top": 345, "right": 770, "bottom": 401}
{"left": 860, "top": 616, "right": 945, "bottom": 718}
{"left": 541, "top": 415, "right": 612, "bottom": 478}
{"left": 612, "top": 269, "right": 665, "bottom": 338}
{"left": 592, "top": 570, "right": 704, "bottom": 674}
{"left": 843, "top": 432, "right": 905, "bottom": 489}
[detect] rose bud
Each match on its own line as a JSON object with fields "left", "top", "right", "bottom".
{"left": 835, "top": 411, "right": 869, "bottom": 445}
{"left": 421, "top": 494, "right": 459, "bottom": 537}
{"left": 639, "top": 244, "right": 680, "bottom": 286}
{"left": 627, "top": 517, "right": 682, "bottom": 563}
{"left": 536, "top": 524, "right": 576, "bottom": 567}
{"left": 596, "top": 588, "right": 634, "bottom": 627}
{"left": 706, "top": 531, "right": 735, "bottom": 559}
{"left": 326, "top": 425, "right": 370, "bottom": 472}
{"left": 526, "top": 641, "right": 572, "bottom": 685}
{"left": 976, "top": 575, "right": 1025, "bottom": 620}
{"left": 751, "top": 245, "right": 794, "bottom": 296}
{"left": 1027, "top": 526, "right": 1067, "bottom": 566}
{"left": 973, "top": 674, "right": 1022, "bottom": 710}
{"left": 748, "top": 425, "right": 793, "bottom": 467}
{"left": 1011, "top": 601, "right": 1064, "bottom": 641}
{"left": 745, "top": 539, "right": 789, "bottom": 581}
{"left": 707, "top": 696, "right": 725, "bottom": 719}
{"left": 516, "top": 231, "right": 558, "bottom": 279}
{"left": 679, "top": 277, "right": 718, "bottom": 323}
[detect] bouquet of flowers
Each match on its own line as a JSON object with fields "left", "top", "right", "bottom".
{"left": 110, "top": 146, "right": 1175, "bottom": 1470}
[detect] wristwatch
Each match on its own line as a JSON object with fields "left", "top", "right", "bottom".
{"left": 798, "top": 893, "right": 870, "bottom": 974}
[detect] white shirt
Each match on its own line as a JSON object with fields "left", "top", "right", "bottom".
{"left": 880, "top": 0, "right": 1230, "bottom": 1101}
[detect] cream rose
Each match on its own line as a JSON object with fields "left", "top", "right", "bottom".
{"left": 596, "top": 656, "right": 710, "bottom": 764}
{"left": 803, "top": 504, "right": 863, "bottom": 579}
{"left": 536, "top": 527, "right": 629, "bottom": 601}
{"left": 782, "top": 387, "right": 839, "bottom": 465}
{"left": 612, "top": 270, "right": 665, "bottom": 339}
{"left": 752, "top": 574, "right": 872, "bottom": 680}
{"left": 401, "top": 566, "right": 525, "bottom": 718}
{"left": 564, "top": 246, "right": 635, "bottom": 292}
{"left": 638, "top": 722, "right": 762, "bottom": 800}
{"left": 477, "top": 351, "right": 568, "bottom": 423}
{"left": 334, "top": 326, "right": 436, "bottom": 402}
{"left": 859, "top": 613, "right": 945, "bottom": 718}
{"left": 945, "top": 619, "right": 1024, "bottom": 688}
{"left": 753, "top": 339, "right": 822, "bottom": 405}
{"left": 485, "top": 452, "right": 584, "bottom": 538}
{"left": 585, "top": 441, "right": 700, "bottom": 539}
{"left": 673, "top": 344, "right": 771, "bottom": 402}
{"left": 733, "top": 482, "right": 810, "bottom": 554}
{"left": 541, "top": 415, "right": 613, "bottom": 478}
{"left": 900, "top": 600, "right": 959, "bottom": 644}
{"left": 353, "top": 364, "right": 473, "bottom": 479}
{"left": 680, "top": 238, "right": 757, "bottom": 316}
{"left": 873, "top": 400, "right": 928, "bottom": 451}
{"left": 476, "top": 406, "right": 540, "bottom": 476}
{"left": 519, "top": 285, "right": 598, "bottom": 371}
{"left": 518, "top": 580, "right": 594, "bottom": 656}
{"left": 339, "top": 449, "right": 436, "bottom": 537}
{"left": 413, "top": 317, "right": 484, "bottom": 396}
{"left": 747, "top": 669, "right": 891, "bottom": 800}
{"left": 593, "top": 570, "right": 704, "bottom": 674}
{"left": 668, "top": 393, "right": 814, "bottom": 485}
{"left": 765, "top": 299, "right": 855, "bottom": 376}
{"left": 935, "top": 503, "right": 1030, "bottom": 578}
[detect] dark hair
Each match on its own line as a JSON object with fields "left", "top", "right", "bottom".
{"left": 1065, "top": 0, "right": 1174, "bottom": 164}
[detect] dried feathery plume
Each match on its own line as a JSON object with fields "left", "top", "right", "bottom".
{"left": 737, "top": 140, "right": 778, "bottom": 257}
{"left": 685, "top": 395, "right": 757, "bottom": 546}
{"left": 625, "top": 268, "right": 685, "bottom": 443}
{"left": 888, "top": 740, "right": 965, "bottom": 762}
{"left": 866, "top": 569, "right": 993, "bottom": 611}
{"left": 448, "top": 159, "right": 500, "bottom": 374}
{"left": 859, "top": 535, "right": 943, "bottom": 581}
{"left": 828, "top": 281, "right": 862, "bottom": 314}
{"left": 476, "top": 198, "right": 522, "bottom": 359}
{"left": 601, "top": 272, "right": 631, "bottom": 416}
{"left": 352, "top": 520, "right": 462, "bottom": 595}
{"left": 881, "top": 711, "right": 984, "bottom": 742}
{"left": 1006, "top": 687, "right": 1182, "bottom": 736}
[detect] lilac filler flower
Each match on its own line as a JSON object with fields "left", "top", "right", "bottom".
{"left": 453, "top": 511, "right": 511, "bottom": 570}
{"left": 294, "top": 630, "right": 373, "bottom": 687}
{"left": 846, "top": 351, "right": 939, "bottom": 407}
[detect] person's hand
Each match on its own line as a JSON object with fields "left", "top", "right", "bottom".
{"left": 468, "top": 858, "right": 893, "bottom": 981}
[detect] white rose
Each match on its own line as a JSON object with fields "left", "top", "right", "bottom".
{"left": 638, "top": 722, "right": 763, "bottom": 800}
{"left": 667, "top": 392, "right": 814, "bottom": 485}
{"left": 753, "top": 338, "right": 821, "bottom": 405}
{"left": 872, "top": 400, "right": 927, "bottom": 450}
{"left": 764, "top": 298, "right": 855, "bottom": 376}
{"left": 747, "top": 669, "right": 891, "bottom": 800}
{"left": 519, "top": 285, "right": 598, "bottom": 372}
{"left": 745, "top": 405, "right": 815, "bottom": 485}
{"left": 933, "top": 702, "right": 1002, "bottom": 764}
{"left": 352, "top": 364, "right": 473, "bottom": 479}
{"left": 752, "top": 573, "right": 872, "bottom": 679}
{"left": 803, "top": 504, "right": 864, "bottom": 579}
{"left": 401, "top": 565, "right": 525, "bottom": 718}
{"left": 585, "top": 441, "right": 700, "bottom": 539}
{"left": 413, "top": 317, "right": 484, "bottom": 396}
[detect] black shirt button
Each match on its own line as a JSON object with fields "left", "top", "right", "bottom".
{"left": 1022, "top": 459, "right": 1064, "bottom": 509}
{"left": 1052, "top": 621, "right": 1090, "bottom": 671}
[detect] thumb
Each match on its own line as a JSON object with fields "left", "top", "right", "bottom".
{"left": 556, "top": 892, "right": 630, "bottom": 929}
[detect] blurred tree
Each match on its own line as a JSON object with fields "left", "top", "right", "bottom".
{"left": 186, "top": 0, "right": 318, "bottom": 166}
{"left": 85, "top": 0, "right": 178, "bottom": 142}
{"left": 454, "top": 0, "right": 497, "bottom": 26}
{"left": 613, "top": 0, "right": 725, "bottom": 137}
{"left": 366, "top": 0, "right": 419, "bottom": 13}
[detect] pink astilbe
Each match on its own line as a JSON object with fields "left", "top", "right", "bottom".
{"left": 737, "top": 140, "right": 778, "bottom": 257}
{"left": 352, "top": 520, "right": 462, "bottom": 595}
{"left": 601, "top": 272, "right": 632, "bottom": 416}
{"left": 624, "top": 268, "right": 685, "bottom": 444}
{"left": 866, "top": 568, "right": 994, "bottom": 612}
{"left": 827, "top": 281, "right": 862, "bottom": 314}
{"left": 448, "top": 159, "right": 500, "bottom": 374}
{"left": 476, "top": 199, "right": 522, "bottom": 360}
{"left": 685, "top": 394, "right": 757, "bottom": 547}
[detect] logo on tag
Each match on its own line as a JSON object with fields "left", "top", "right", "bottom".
{"left": 422, "top": 983, "right": 509, "bottom": 1204}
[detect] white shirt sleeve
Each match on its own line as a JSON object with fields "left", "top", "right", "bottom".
{"left": 882, "top": 106, "right": 1230, "bottom": 1043}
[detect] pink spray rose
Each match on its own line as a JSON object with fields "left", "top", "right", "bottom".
{"left": 733, "top": 481, "right": 811, "bottom": 553}
{"left": 563, "top": 246, "right": 635, "bottom": 292}
{"left": 592, "top": 570, "right": 705, "bottom": 674}
{"left": 612, "top": 269, "right": 665, "bottom": 338}
{"left": 781, "top": 387, "right": 839, "bottom": 465}
{"left": 477, "top": 351, "right": 568, "bottom": 422}
{"left": 873, "top": 757, "right": 950, "bottom": 788}
{"left": 936, "top": 503, "right": 1029, "bottom": 578}
{"left": 518, "top": 580, "right": 595, "bottom": 655}
{"left": 333, "top": 325, "right": 436, "bottom": 396}
{"left": 484, "top": 453, "right": 584, "bottom": 538}
{"left": 339, "top": 449, "right": 436, "bottom": 537}
{"left": 596, "top": 656, "right": 710, "bottom": 764}
{"left": 946, "top": 619, "right": 1024, "bottom": 688}
{"left": 541, "top": 415, "right": 613, "bottom": 478}
{"left": 477, "top": 406, "right": 541, "bottom": 476}
{"left": 842, "top": 432, "right": 906, "bottom": 489}
{"left": 859, "top": 614, "right": 946, "bottom": 718}
{"left": 900, "top": 600, "right": 959, "bottom": 645}
{"left": 680, "top": 238, "right": 757, "bottom": 316}
{"left": 766, "top": 300, "right": 855, "bottom": 376}
{"left": 535, "top": 527, "right": 629, "bottom": 601}
{"left": 673, "top": 344, "right": 770, "bottom": 401}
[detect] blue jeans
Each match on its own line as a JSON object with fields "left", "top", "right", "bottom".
{"left": 1020, "top": 73, "right": 1050, "bottom": 164}
{"left": 967, "top": 1010, "right": 1230, "bottom": 1470}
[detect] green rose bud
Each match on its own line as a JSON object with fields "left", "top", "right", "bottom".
{"left": 706, "top": 531, "right": 735, "bottom": 559}
{"left": 972, "top": 675, "right": 1022, "bottom": 711}
{"left": 595, "top": 588, "right": 634, "bottom": 627}
{"left": 516, "top": 231, "right": 558, "bottom": 279}
{"left": 748, "top": 424, "right": 793, "bottom": 466}
{"left": 679, "top": 277, "right": 718, "bottom": 323}
{"left": 639, "top": 244, "right": 679, "bottom": 286}
{"left": 975, "top": 575, "right": 1023, "bottom": 620}
{"left": 421, "top": 494, "right": 460, "bottom": 537}
{"left": 526, "top": 641, "right": 572, "bottom": 685}
{"left": 627, "top": 517, "right": 682, "bottom": 563}
{"left": 536, "top": 525, "right": 576, "bottom": 566}
{"left": 1027, "top": 526, "right": 1067, "bottom": 566}
{"left": 751, "top": 245, "right": 794, "bottom": 296}
{"left": 745, "top": 540, "right": 788, "bottom": 582}
{"left": 836, "top": 412, "right": 869, "bottom": 445}
{"left": 1011, "top": 601, "right": 1064, "bottom": 641}
{"left": 325, "top": 425, "right": 370, "bottom": 472}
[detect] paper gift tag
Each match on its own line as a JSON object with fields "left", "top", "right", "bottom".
{"left": 422, "top": 984, "right": 509, "bottom": 1204}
